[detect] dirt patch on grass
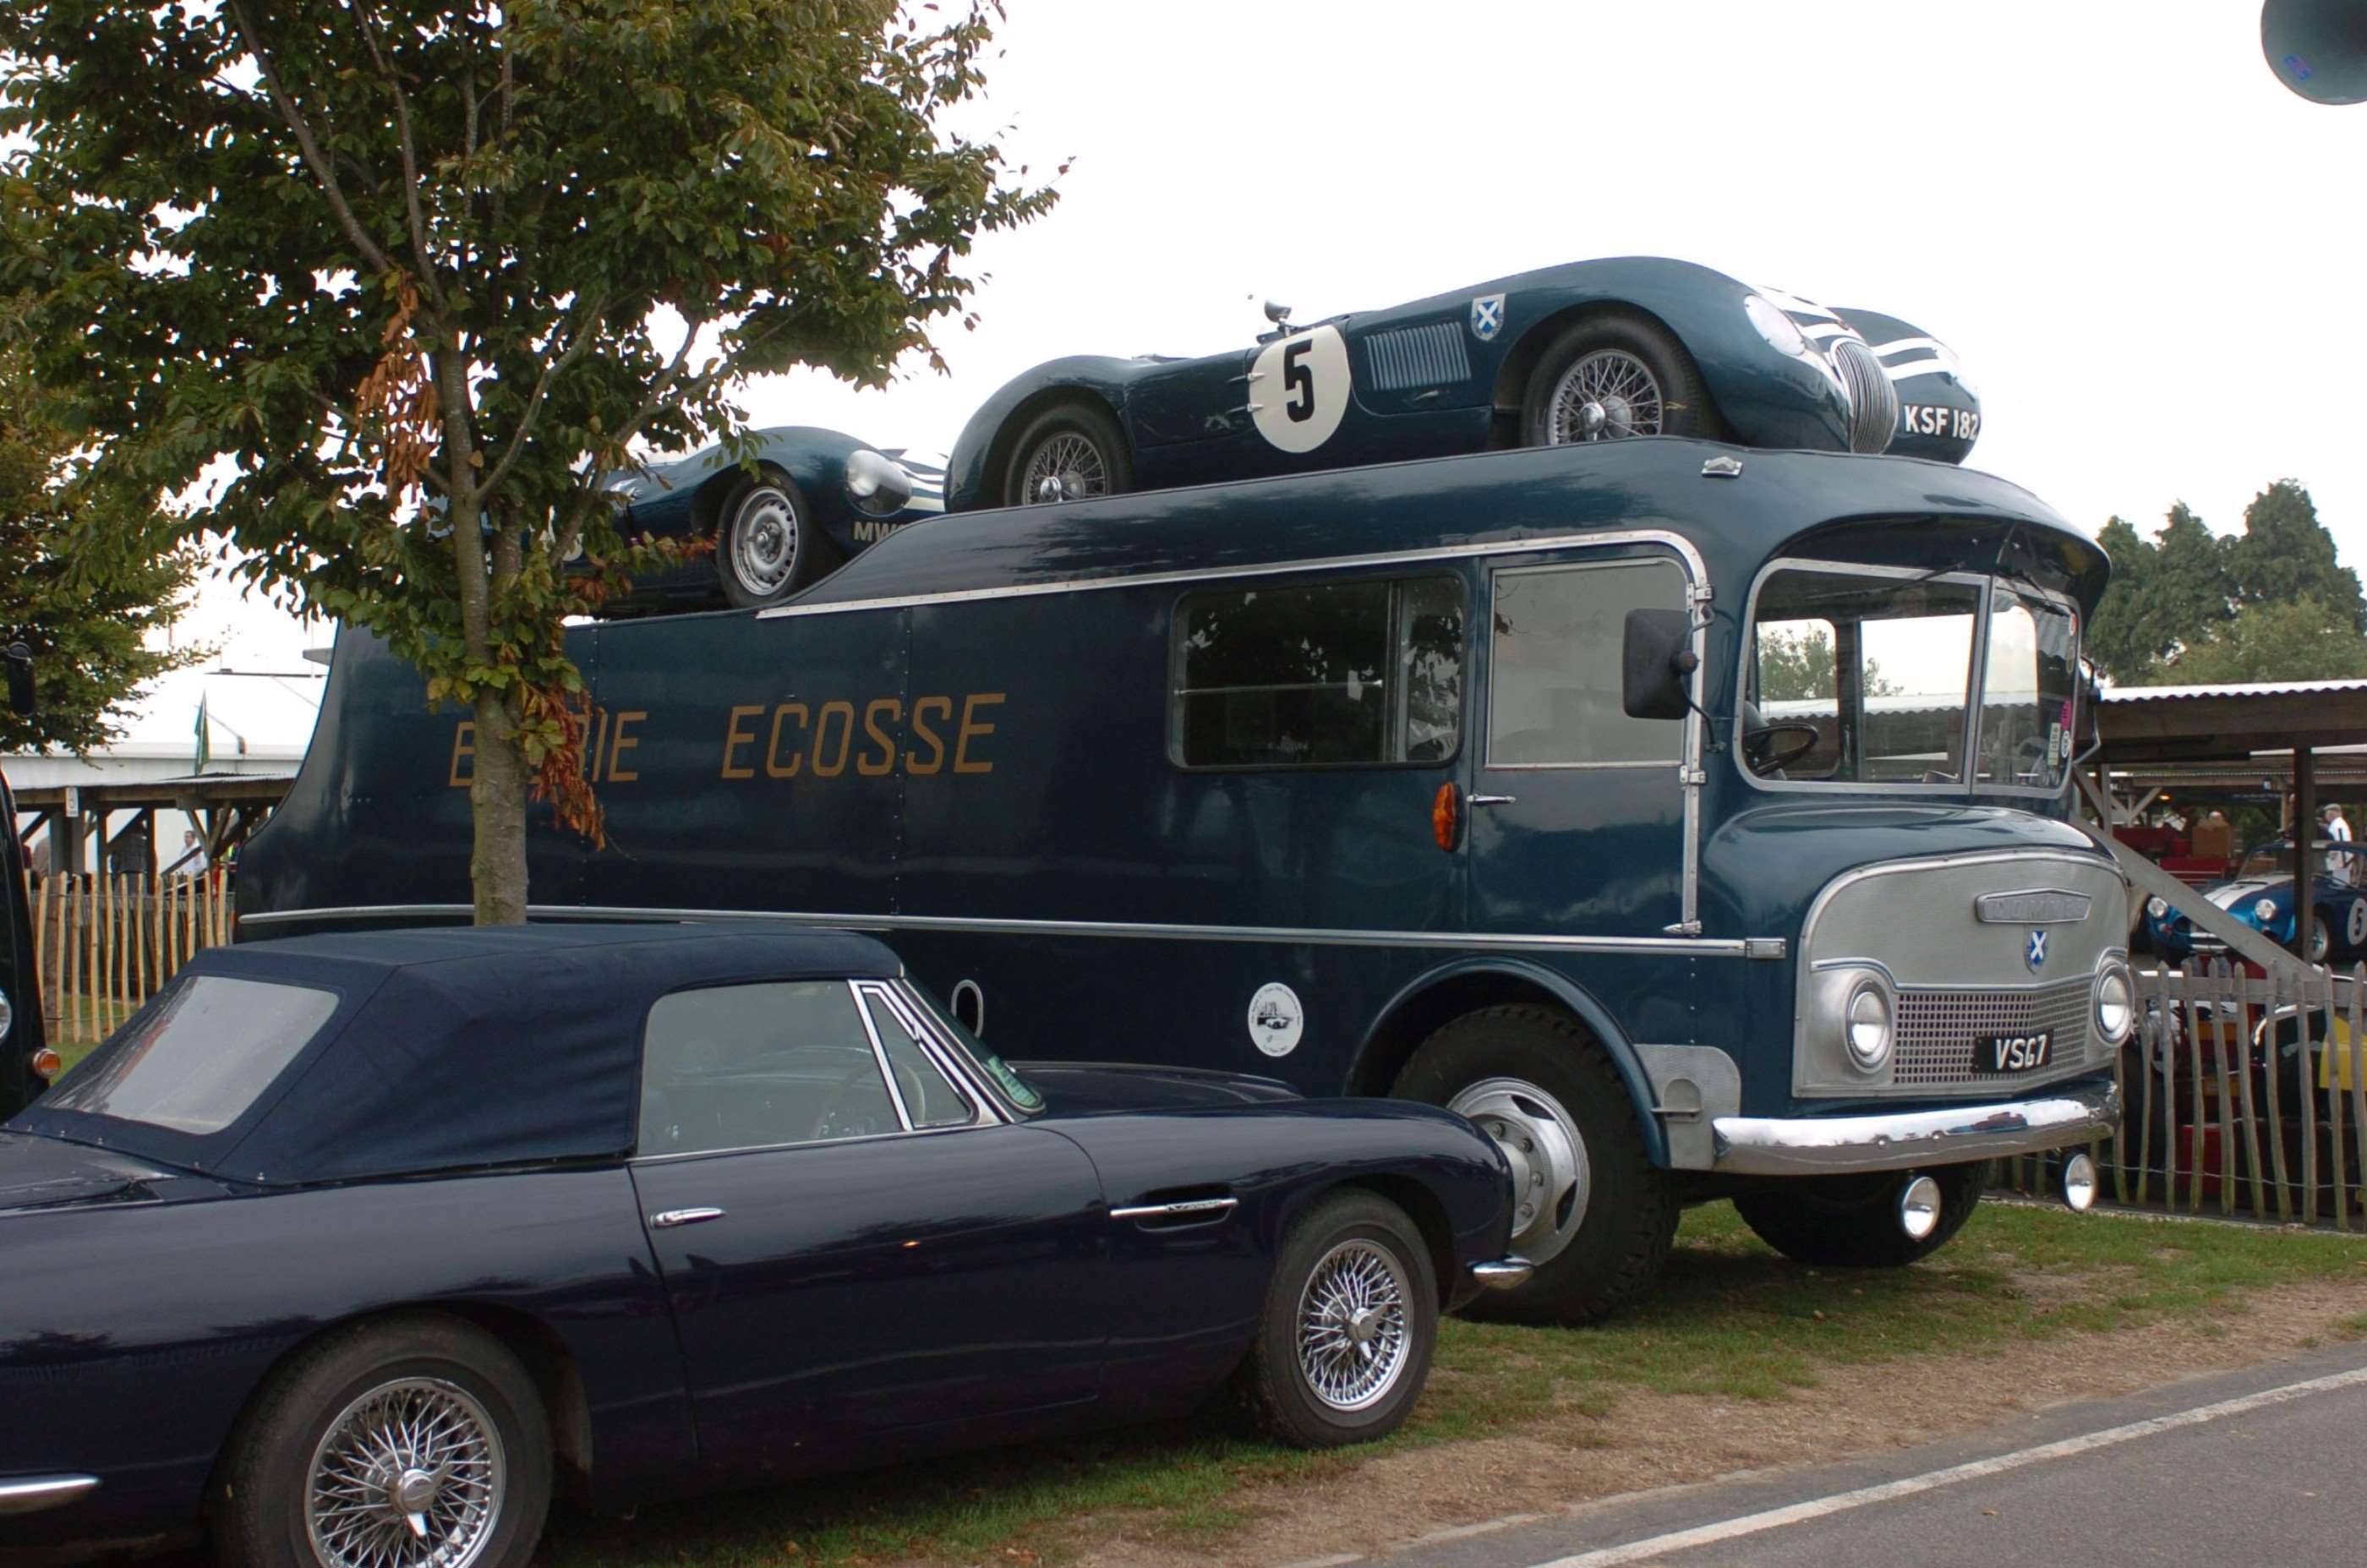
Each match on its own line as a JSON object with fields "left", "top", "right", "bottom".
{"left": 1064, "top": 1270, "right": 2367, "bottom": 1568}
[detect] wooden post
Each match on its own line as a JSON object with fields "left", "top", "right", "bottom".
{"left": 2261, "top": 967, "right": 2294, "bottom": 1221}
{"left": 2186, "top": 964, "right": 2208, "bottom": 1212}
{"left": 2296, "top": 744, "right": 2318, "bottom": 962}
{"left": 2299, "top": 967, "right": 2321, "bottom": 1225}
{"left": 2331, "top": 966, "right": 2355, "bottom": 1230}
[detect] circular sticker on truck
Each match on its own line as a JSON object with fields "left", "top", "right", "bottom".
{"left": 1247, "top": 982, "right": 1305, "bottom": 1057}
{"left": 1250, "top": 325, "right": 1351, "bottom": 453}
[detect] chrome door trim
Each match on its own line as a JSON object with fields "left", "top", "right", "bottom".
{"left": 648, "top": 1207, "right": 726, "bottom": 1229}
{"left": 241, "top": 902, "right": 1765, "bottom": 958}
{"left": 1110, "top": 1196, "right": 1239, "bottom": 1222}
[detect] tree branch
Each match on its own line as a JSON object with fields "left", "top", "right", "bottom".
{"left": 353, "top": 2, "right": 445, "bottom": 310}
{"left": 222, "top": 0, "right": 398, "bottom": 280}
{"left": 478, "top": 294, "right": 609, "bottom": 501}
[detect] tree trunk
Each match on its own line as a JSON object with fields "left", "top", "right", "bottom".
{"left": 468, "top": 689, "right": 530, "bottom": 924}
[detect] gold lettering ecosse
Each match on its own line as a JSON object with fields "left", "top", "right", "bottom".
{"left": 718, "top": 693, "right": 1003, "bottom": 781}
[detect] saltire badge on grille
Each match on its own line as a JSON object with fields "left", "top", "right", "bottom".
{"left": 2025, "top": 929, "right": 2048, "bottom": 972}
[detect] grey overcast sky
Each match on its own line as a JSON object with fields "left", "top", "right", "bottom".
{"left": 188, "top": 0, "right": 2364, "bottom": 673}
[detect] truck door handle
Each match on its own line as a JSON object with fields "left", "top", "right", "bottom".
{"left": 1468, "top": 794, "right": 1517, "bottom": 806}
{"left": 649, "top": 1207, "right": 726, "bottom": 1229}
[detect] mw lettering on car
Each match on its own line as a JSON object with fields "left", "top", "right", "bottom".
{"left": 717, "top": 693, "right": 1004, "bottom": 780}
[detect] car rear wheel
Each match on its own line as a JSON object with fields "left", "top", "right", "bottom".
{"left": 1732, "top": 1161, "right": 1989, "bottom": 1268}
{"left": 1238, "top": 1189, "right": 1437, "bottom": 1448}
{"left": 716, "top": 473, "right": 827, "bottom": 609}
{"left": 1003, "top": 401, "right": 1132, "bottom": 506}
{"left": 1394, "top": 1005, "right": 1677, "bottom": 1324}
{"left": 212, "top": 1315, "right": 551, "bottom": 1568}
{"left": 2308, "top": 908, "right": 2332, "bottom": 963}
{"left": 1519, "top": 314, "right": 1717, "bottom": 447}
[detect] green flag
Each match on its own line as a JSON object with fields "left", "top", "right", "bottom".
{"left": 194, "top": 690, "right": 210, "bottom": 771}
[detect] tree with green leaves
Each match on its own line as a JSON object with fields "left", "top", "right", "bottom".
{"left": 2151, "top": 596, "right": 2367, "bottom": 686}
{"left": 1, "top": 0, "right": 1057, "bottom": 921}
{"left": 0, "top": 350, "right": 202, "bottom": 754}
{"left": 2227, "top": 479, "right": 2363, "bottom": 629}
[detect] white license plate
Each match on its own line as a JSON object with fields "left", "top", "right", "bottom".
{"left": 1981, "top": 1030, "right": 2053, "bottom": 1074}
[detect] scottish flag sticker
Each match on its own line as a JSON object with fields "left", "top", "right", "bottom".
{"left": 1469, "top": 293, "right": 1506, "bottom": 342}
{"left": 2025, "top": 929, "right": 2049, "bottom": 972}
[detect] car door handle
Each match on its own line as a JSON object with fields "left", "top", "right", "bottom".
{"left": 1110, "top": 1196, "right": 1238, "bottom": 1224}
{"left": 649, "top": 1207, "right": 726, "bottom": 1229}
{"left": 1468, "top": 794, "right": 1517, "bottom": 806}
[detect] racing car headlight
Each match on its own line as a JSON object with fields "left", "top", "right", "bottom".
{"left": 2255, "top": 898, "right": 2280, "bottom": 925}
{"left": 1743, "top": 293, "right": 1809, "bottom": 356}
{"left": 2146, "top": 896, "right": 2169, "bottom": 921}
{"left": 845, "top": 449, "right": 915, "bottom": 517}
{"left": 2093, "top": 959, "right": 2134, "bottom": 1046}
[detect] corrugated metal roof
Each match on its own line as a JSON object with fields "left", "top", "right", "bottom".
{"left": 2102, "top": 679, "right": 2367, "bottom": 704}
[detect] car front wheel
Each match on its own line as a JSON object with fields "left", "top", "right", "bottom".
{"left": 1003, "top": 401, "right": 1133, "bottom": 506}
{"left": 1238, "top": 1189, "right": 1437, "bottom": 1448}
{"left": 716, "top": 473, "right": 825, "bottom": 608}
{"left": 212, "top": 1315, "right": 551, "bottom": 1568}
{"left": 1519, "top": 313, "right": 1718, "bottom": 447}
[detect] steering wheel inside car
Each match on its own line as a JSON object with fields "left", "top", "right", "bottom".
{"left": 1744, "top": 722, "right": 1821, "bottom": 775}
{"left": 811, "top": 1065, "right": 896, "bottom": 1142}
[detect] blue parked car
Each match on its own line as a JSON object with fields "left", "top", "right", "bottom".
{"left": 2145, "top": 837, "right": 2367, "bottom": 963}
{"left": 0, "top": 925, "right": 1523, "bottom": 1565}
{"left": 600, "top": 427, "right": 943, "bottom": 611}
{"left": 943, "top": 256, "right": 1979, "bottom": 511}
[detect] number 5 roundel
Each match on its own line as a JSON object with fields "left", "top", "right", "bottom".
{"left": 1251, "top": 325, "right": 1352, "bottom": 454}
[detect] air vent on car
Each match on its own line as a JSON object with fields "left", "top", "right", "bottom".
{"left": 1366, "top": 322, "right": 1473, "bottom": 394}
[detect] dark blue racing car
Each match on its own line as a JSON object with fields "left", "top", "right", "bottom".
{"left": 2145, "top": 837, "right": 2367, "bottom": 963}
{"left": 1, "top": 925, "right": 1522, "bottom": 1565}
{"left": 943, "top": 256, "right": 1980, "bottom": 511}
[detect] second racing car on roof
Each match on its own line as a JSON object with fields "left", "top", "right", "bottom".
{"left": 944, "top": 256, "right": 1981, "bottom": 511}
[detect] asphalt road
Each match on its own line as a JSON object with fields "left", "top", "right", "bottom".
{"left": 1321, "top": 1344, "right": 2367, "bottom": 1568}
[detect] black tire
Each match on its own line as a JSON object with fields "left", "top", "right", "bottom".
{"left": 1393, "top": 1005, "right": 1677, "bottom": 1325}
{"left": 1001, "top": 400, "right": 1133, "bottom": 506}
{"left": 1518, "top": 312, "right": 1719, "bottom": 447}
{"left": 1236, "top": 1189, "right": 1437, "bottom": 1448}
{"left": 2308, "top": 908, "right": 2332, "bottom": 964}
{"left": 211, "top": 1314, "right": 551, "bottom": 1568}
{"left": 715, "top": 471, "right": 825, "bottom": 609}
{"left": 1733, "top": 1161, "right": 1990, "bottom": 1269}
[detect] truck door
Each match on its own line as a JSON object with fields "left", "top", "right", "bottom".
{"left": 1467, "top": 550, "right": 1695, "bottom": 939}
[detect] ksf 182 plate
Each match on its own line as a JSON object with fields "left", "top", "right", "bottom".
{"left": 1979, "top": 1030, "right": 2053, "bottom": 1074}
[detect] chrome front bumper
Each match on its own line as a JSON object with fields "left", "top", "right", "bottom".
{"left": 1469, "top": 1256, "right": 1534, "bottom": 1292}
{"left": 0, "top": 1474, "right": 99, "bottom": 1516}
{"left": 1711, "top": 1079, "right": 2119, "bottom": 1176}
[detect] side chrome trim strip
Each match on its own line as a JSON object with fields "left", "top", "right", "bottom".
{"left": 1110, "top": 1196, "right": 1239, "bottom": 1222}
{"left": 0, "top": 1474, "right": 100, "bottom": 1516}
{"left": 758, "top": 527, "right": 1714, "bottom": 622}
{"left": 240, "top": 900, "right": 1761, "bottom": 958}
{"left": 1711, "top": 1079, "right": 2120, "bottom": 1176}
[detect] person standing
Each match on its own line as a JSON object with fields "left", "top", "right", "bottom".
{"left": 2324, "top": 802, "right": 2356, "bottom": 886}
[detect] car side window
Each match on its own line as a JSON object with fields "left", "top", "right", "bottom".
{"left": 637, "top": 981, "right": 900, "bottom": 1156}
{"left": 856, "top": 985, "right": 978, "bottom": 1130}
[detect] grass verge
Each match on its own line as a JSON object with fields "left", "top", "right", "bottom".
{"left": 542, "top": 1200, "right": 2367, "bottom": 1568}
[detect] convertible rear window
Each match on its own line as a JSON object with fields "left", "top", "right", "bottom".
{"left": 46, "top": 975, "right": 339, "bottom": 1134}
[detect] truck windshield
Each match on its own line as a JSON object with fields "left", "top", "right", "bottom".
{"left": 1746, "top": 566, "right": 2077, "bottom": 791}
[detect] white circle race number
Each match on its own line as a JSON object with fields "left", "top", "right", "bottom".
{"left": 2347, "top": 899, "right": 2366, "bottom": 948}
{"left": 1247, "top": 981, "right": 1305, "bottom": 1057}
{"left": 1250, "top": 325, "right": 1351, "bottom": 453}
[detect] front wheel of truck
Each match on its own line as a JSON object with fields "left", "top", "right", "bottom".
{"left": 1394, "top": 1005, "right": 1677, "bottom": 1324}
{"left": 1732, "top": 1160, "right": 1991, "bottom": 1268}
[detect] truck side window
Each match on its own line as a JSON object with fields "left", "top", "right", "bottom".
{"left": 1487, "top": 560, "right": 1686, "bottom": 766}
{"left": 1171, "top": 576, "right": 1463, "bottom": 768}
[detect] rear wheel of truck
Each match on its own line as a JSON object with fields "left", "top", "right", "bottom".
{"left": 1393, "top": 1004, "right": 1676, "bottom": 1324}
{"left": 1732, "top": 1160, "right": 1989, "bottom": 1268}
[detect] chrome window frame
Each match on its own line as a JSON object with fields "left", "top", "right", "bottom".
{"left": 1479, "top": 553, "right": 1691, "bottom": 773}
{"left": 1969, "top": 580, "right": 2084, "bottom": 797}
{"left": 1735, "top": 557, "right": 2080, "bottom": 800}
{"left": 854, "top": 979, "right": 998, "bottom": 1129}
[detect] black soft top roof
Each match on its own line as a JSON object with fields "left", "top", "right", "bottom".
{"left": 11, "top": 923, "right": 898, "bottom": 1184}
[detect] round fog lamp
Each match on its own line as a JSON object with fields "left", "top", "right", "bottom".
{"left": 2094, "top": 961, "right": 2135, "bottom": 1046}
{"left": 2255, "top": 897, "right": 2280, "bottom": 925}
{"left": 1898, "top": 1174, "right": 1943, "bottom": 1241}
{"left": 2146, "top": 896, "right": 2168, "bottom": 921}
{"left": 1845, "top": 981, "right": 1894, "bottom": 1073}
{"left": 2062, "top": 1151, "right": 2098, "bottom": 1212}
{"left": 29, "top": 1046, "right": 61, "bottom": 1082}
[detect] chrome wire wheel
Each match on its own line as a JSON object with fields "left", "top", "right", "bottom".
{"left": 1544, "top": 347, "right": 1664, "bottom": 442}
{"left": 1449, "top": 1075, "right": 1589, "bottom": 1266}
{"left": 1294, "top": 1237, "right": 1413, "bottom": 1413}
{"left": 304, "top": 1376, "right": 507, "bottom": 1568}
{"left": 1017, "top": 431, "right": 1108, "bottom": 504}
{"left": 725, "top": 484, "right": 801, "bottom": 597}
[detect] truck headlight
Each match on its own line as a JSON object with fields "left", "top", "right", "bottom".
{"left": 2255, "top": 898, "right": 2279, "bottom": 925}
{"left": 2146, "top": 896, "right": 2168, "bottom": 921}
{"left": 1844, "top": 978, "right": 1894, "bottom": 1073}
{"left": 2093, "top": 959, "right": 2134, "bottom": 1046}
{"left": 845, "top": 449, "right": 915, "bottom": 517}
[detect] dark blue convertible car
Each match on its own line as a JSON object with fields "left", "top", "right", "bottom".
{"left": 943, "top": 256, "right": 1980, "bottom": 511}
{"left": 0, "top": 926, "right": 1521, "bottom": 1565}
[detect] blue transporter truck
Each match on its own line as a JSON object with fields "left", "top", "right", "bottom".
{"left": 238, "top": 438, "right": 2126, "bottom": 1321}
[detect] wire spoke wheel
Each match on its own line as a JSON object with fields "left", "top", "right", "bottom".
{"left": 1293, "top": 1238, "right": 1413, "bottom": 1413}
{"left": 1018, "top": 432, "right": 1109, "bottom": 503}
{"left": 305, "top": 1376, "right": 507, "bottom": 1568}
{"left": 726, "top": 485, "right": 801, "bottom": 596}
{"left": 1545, "top": 348, "right": 1665, "bottom": 443}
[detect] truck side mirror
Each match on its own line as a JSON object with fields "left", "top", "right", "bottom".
{"left": 1623, "top": 609, "right": 1697, "bottom": 722}
{"left": 3, "top": 644, "right": 32, "bottom": 718}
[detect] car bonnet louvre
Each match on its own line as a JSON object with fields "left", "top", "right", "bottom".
{"left": 1366, "top": 322, "right": 1473, "bottom": 394}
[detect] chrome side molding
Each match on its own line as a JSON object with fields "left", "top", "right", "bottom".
{"left": 0, "top": 1474, "right": 100, "bottom": 1516}
{"left": 648, "top": 1207, "right": 726, "bottom": 1229}
{"left": 1110, "top": 1196, "right": 1238, "bottom": 1223}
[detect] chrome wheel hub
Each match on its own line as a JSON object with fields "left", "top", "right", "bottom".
{"left": 1019, "top": 433, "right": 1107, "bottom": 504}
{"left": 729, "top": 487, "right": 800, "bottom": 595}
{"left": 1547, "top": 349, "right": 1663, "bottom": 442}
{"left": 306, "top": 1377, "right": 506, "bottom": 1568}
{"left": 1448, "top": 1076, "right": 1589, "bottom": 1265}
{"left": 1295, "top": 1239, "right": 1413, "bottom": 1412}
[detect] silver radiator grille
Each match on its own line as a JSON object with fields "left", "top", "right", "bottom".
{"left": 1893, "top": 978, "right": 2095, "bottom": 1088}
{"left": 1366, "top": 322, "right": 1473, "bottom": 393}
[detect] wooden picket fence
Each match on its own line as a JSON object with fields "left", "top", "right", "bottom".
{"left": 28, "top": 873, "right": 237, "bottom": 1048}
{"left": 2004, "top": 959, "right": 2367, "bottom": 1228}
